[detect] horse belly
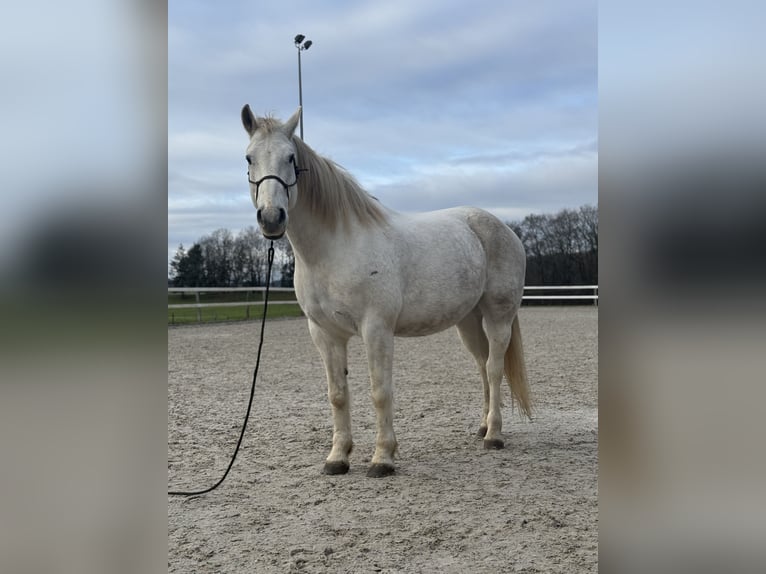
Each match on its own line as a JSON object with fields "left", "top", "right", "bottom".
{"left": 394, "top": 273, "right": 483, "bottom": 337}
{"left": 394, "top": 307, "right": 474, "bottom": 337}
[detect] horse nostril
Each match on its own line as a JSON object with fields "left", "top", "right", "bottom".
{"left": 278, "top": 208, "right": 286, "bottom": 224}
{"left": 256, "top": 209, "right": 263, "bottom": 224}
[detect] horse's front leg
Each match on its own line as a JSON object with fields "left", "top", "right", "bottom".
{"left": 308, "top": 321, "right": 353, "bottom": 475}
{"left": 361, "top": 319, "right": 397, "bottom": 477}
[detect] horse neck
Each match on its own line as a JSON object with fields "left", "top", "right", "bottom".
{"left": 286, "top": 138, "right": 386, "bottom": 266}
{"left": 284, "top": 199, "right": 338, "bottom": 266}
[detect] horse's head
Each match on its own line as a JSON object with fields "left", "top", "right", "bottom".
{"left": 241, "top": 105, "right": 302, "bottom": 239}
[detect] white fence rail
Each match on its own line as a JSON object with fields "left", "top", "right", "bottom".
{"left": 168, "top": 285, "right": 597, "bottom": 322}
{"left": 168, "top": 287, "right": 296, "bottom": 309}
{"left": 522, "top": 285, "right": 599, "bottom": 303}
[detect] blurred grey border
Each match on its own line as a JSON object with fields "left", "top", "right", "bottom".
{"left": 601, "top": 1, "right": 766, "bottom": 572}
{"left": 0, "top": 1, "right": 167, "bottom": 573}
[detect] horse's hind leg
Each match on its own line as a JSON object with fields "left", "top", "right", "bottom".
{"left": 456, "top": 308, "right": 490, "bottom": 437}
{"left": 308, "top": 320, "right": 353, "bottom": 475}
{"left": 479, "top": 311, "right": 514, "bottom": 449}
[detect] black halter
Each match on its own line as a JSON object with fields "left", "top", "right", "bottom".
{"left": 248, "top": 157, "right": 307, "bottom": 201}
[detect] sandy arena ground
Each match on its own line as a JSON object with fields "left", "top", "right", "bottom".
{"left": 168, "top": 306, "right": 597, "bottom": 573}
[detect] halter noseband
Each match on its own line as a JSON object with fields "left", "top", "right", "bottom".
{"left": 248, "top": 157, "right": 307, "bottom": 202}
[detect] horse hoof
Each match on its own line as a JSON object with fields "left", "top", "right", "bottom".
{"left": 322, "top": 461, "right": 350, "bottom": 475}
{"left": 477, "top": 426, "right": 488, "bottom": 438}
{"left": 483, "top": 438, "right": 505, "bottom": 450}
{"left": 366, "top": 463, "right": 395, "bottom": 478}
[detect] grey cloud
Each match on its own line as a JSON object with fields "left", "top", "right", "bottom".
{"left": 371, "top": 148, "right": 597, "bottom": 217}
{"left": 447, "top": 139, "right": 598, "bottom": 168}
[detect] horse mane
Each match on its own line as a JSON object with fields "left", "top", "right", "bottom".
{"left": 291, "top": 135, "right": 388, "bottom": 230}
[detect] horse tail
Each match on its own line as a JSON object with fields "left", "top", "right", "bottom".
{"left": 505, "top": 314, "right": 532, "bottom": 420}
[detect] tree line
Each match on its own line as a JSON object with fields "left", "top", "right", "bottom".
{"left": 169, "top": 227, "right": 295, "bottom": 287}
{"left": 169, "top": 204, "right": 597, "bottom": 287}
{"left": 507, "top": 204, "right": 598, "bottom": 285}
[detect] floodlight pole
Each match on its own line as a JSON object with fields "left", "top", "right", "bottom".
{"left": 294, "top": 35, "right": 312, "bottom": 140}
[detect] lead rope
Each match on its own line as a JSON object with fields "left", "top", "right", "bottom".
{"left": 169, "top": 242, "right": 275, "bottom": 497}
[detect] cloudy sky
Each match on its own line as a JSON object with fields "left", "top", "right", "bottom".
{"left": 169, "top": 0, "right": 597, "bottom": 264}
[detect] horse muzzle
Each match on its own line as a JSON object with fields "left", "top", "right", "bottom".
{"left": 256, "top": 206, "right": 287, "bottom": 239}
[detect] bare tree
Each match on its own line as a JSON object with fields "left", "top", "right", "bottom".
{"left": 235, "top": 226, "right": 268, "bottom": 286}
{"left": 198, "top": 229, "right": 234, "bottom": 286}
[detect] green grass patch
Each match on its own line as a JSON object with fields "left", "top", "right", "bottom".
{"left": 168, "top": 303, "right": 304, "bottom": 325}
{"left": 168, "top": 290, "right": 304, "bottom": 325}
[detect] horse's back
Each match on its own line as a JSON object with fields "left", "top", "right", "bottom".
{"left": 390, "top": 207, "right": 525, "bottom": 336}
{"left": 408, "top": 206, "right": 525, "bottom": 281}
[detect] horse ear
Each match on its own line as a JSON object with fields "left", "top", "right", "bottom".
{"left": 284, "top": 107, "right": 302, "bottom": 138}
{"left": 241, "top": 104, "right": 258, "bottom": 136}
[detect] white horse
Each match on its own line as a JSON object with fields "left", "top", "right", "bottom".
{"left": 242, "top": 106, "right": 532, "bottom": 477}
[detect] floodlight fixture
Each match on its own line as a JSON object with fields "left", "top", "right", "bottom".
{"left": 293, "top": 34, "right": 313, "bottom": 139}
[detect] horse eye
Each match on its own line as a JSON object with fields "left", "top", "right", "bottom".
{"left": 288, "top": 154, "right": 295, "bottom": 164}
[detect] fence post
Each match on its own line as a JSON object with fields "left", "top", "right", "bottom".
{"left": 195, "top": 291, "right": 201, "bottom": 323}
